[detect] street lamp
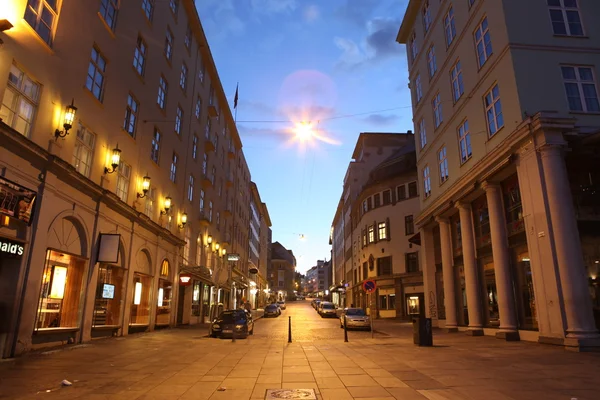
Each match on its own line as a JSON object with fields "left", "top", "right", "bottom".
{"left": 54, "top": 99, "right": 77, "bottom": 139}
{"left": 137, "top": 175, "right": 151, "bottom": 198}
{"left": 104, "top": 145, "right": 122, "bottom": 174}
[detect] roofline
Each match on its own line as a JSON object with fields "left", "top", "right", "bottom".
{"left": 261, "top": 202, "right": 272, "bottom": 227}
{"left": 397, "top": 0, "right": 422, "bottom": 43}
{"left": 351, "top": 132, "right": 413, "bottom": 160}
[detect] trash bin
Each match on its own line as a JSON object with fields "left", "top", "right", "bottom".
{"left": 412, "top": 316, "right": 433, "bottom": 346}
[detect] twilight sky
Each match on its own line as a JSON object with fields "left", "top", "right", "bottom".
{"left": 195, "top": 0, "right": 412, "bottom": 274}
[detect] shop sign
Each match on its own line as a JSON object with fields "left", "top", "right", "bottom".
{"left": 179, "top": 273, "right": 192, "bottom": 286}
{"left": 0, "top": 237, "right": 24, "bottom": 257}
{"left": 0, "top": 177, "right": 37, "bottom": 225}
{"left": 227, "top": 253, "right": 240, "bottom": 262}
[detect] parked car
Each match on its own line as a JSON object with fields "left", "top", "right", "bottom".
{"left": 319, "top": 301, "right": 337, "bottom": 318}
{"left": 264, "top": 303, "right": 281, "bottom": 317}
{"left": 277, "top": 300, "right": 286, "bottom": 310}
{"left": 209, "top": 309, "right": 254, "bottom": 338}
{"left": 340, "top": 308, "right": 371, "bottom": 330}
{"left": 312, "top": 299, "right": 321, "bottom": 310}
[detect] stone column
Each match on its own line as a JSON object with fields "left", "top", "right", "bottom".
{"left": 539, "top": 144, "right": 600, "bottom": 348}
{"left": 435, "top": 217, "right": 458, "bottom": 332}
{"left": 482, "top": 182, "right": 519, "bottom": 341}
{"left": 456, "top": 202, "right": 484, "bottom": 335}
{"left": 420, "top": 227, "right": 439, "bottom": 324}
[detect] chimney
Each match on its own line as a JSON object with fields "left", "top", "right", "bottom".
{"left": 407, "top": 130, "right": 413, "bottom": 134}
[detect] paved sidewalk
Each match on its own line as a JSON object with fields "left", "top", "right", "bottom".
{"left": 1, "top": 323, "right": 599, "bottom": 400}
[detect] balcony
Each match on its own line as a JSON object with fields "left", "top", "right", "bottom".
{"left": 226, "top": 171, "right": 234, "bottom": 187}
{"left": 207, "top": 104, "right": 218, "bottom": 118}
{"left": 198, "top": 211, "right": 211, "bottom": 226}
{"left": 201, "top": 174, "right": 213, "bottom": 189}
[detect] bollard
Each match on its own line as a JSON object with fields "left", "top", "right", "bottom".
{"left": 344, "top": 315, "right": 348, "bottom": 342}
{"left": 288, "top": 316, "right": 292, "bottom": 343}
{"left": 232, "top": 327, "right": 236, "bottom": 343}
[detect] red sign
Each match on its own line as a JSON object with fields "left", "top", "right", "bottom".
{"left": 362, "top": 280, "right": 376, "bottom": 293}
{"left": 179, "top": 274, "right": 192, "bottom": 286}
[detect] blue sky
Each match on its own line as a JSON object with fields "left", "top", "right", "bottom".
{"left": 195, "top": 0, "right": 412, "bottom": 274}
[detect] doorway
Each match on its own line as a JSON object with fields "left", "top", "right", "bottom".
{"left": 176, "top": 285, "right": 186, "bottom": 325}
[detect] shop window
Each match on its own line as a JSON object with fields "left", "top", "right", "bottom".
{"left": 513, "top": 247, "right": 537, "bottom": 330}
{"left": 407, "top": 295, "right": 420, "bottom": 315}
{"left": 503, "top": 176, "right": 524, "bottom": 236}
{"left": 406, "top": 252, "right": 419, "bottom": 273}
{"left": 93, "top": 264, "right": 124, "bottom": 327}
{"left": 130, "top": 273, "right": 152, "bottom": 325}
{"left": 474, "top": 197, "right": 491, "bottom": 248}
{"left": 157, "top": 259, "right": 172, "bottom": 325}
{"left": 192, "top": 281, "right": 201, "bottom": 316}
{"left": 379, "top": 293, "right": 395, "bottom": 310}
{"left": 36, "top": 250, "right": 86, "bottom": 330}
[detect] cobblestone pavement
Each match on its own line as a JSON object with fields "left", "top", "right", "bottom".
{"left": 1, "top": 300, "right": 599, "bottom": 400}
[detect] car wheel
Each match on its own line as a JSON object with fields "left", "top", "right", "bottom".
{"left": 250, "top": 326, "right": 254, "bottom": 335}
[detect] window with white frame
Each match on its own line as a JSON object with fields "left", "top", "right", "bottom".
{"left": 409, "top": 31, "right": 418, "bottom": 63}
{"left": 144, "top": 188, "right": 155, "bottom": 217}
{"left": 415, "top": 74, "right": 423, "bottom": 103}
{"left": 548, "top": 0, "right": 584, "bottom": 36}
{"left": 427, "top": 46, "right": 437, "bottom": 78}
{"left": 200, "top": 190, "right": 205, "bottom": 214}
{"left": 24, "top": 0, "right": 58, "bottom": 45}
{"left": 444, "top": 6, "right": 457, "bottom": 46}
{"left": 458, "top": 120, "right": 472, "bottom": 163}
{"left": 184, "top": 23, "right": 192, "bottom": 49}
{"left": 374, "top": 193, "right": 381, "bottom": 208}
{"left": 451, "top": 60, "right": 464, "bottom": 102}
{"left": 484, "top": 84, "right": 504, "bottom": 136}
{"left": 209, "top": 201, "right": 213, "bottom": 222}
{"left": 202, "top": 153, "right": 208, "bottom": 176}
{"left": 72, "top": 122, "right": 95, "bottom": 178}
{"left": 175, "top": 106, "right": 183, "bottom": 135}
{"left": 116, "top": 162, "right": 131, "bottom": 202}
{"left": 405, "top": 215, "right": 415, "bottom": 235}
{"left": 170, "top": 0, "right": 179, "bottom": 15}
{"left": 151, "top": 128, "right": 161, "bottom": 163}
{"left": 438, "top": 146, "right": 449, "bottom": 183}
{"left": 195, "top": 96, "right": 202, "bottom": 120}
{"left": 433, "top": 93, "right": 443, "bottom": 128}
{"left": 475, "top": 17, "right": 493, "bottom": 68}
{"left": 419, "top": 118, "right": 427, "bottom": 149}
{"left": 192, "top": 135, "right": 198, "bottom": 159}
{"left": 133, "top": 36, "right": 147, "bottom": 76}
{"left": 85, "top": 47, "right": 106, "bottom": 101}
{"left": 170, "top": 152, "right": 178, "bottom": 182}
{"left": 368, "top": 225, "right": 375, "bottom": 243}
{"left": 423, "top": 166, "right": 431, "bottom": 198}
{"left": 157, "top": 76, "right": 167, "bottom": 109}
{"left": 142, "top": 0, "right": 154, "bottom": 20}
{"left": 165, "top": 27, "right": 174, "bottom": 60}
{"left": 422, "top": 1, "right": 432, "bottom": 32}
{"left": 378, "top": 222, "right": 387, "bottom": 240}
{"left": 561, "top": 66, "right": 600, "bottom": 113}
{"left": 123, "top": 94, "right": 138, "bottom": 137}
{"left": 382, "top": 189, "right": 391, "bottom": 205}
{"left": 397, "top": 185, "right": 406, "bottom": 201}
{"left": 0, "top": 64, "right": 40, "bottom": 138}
{"left": 188, "top": 174, "right": 194, "bottom": 201}
{"left": 180, "top": 63, "right": 188, "bottom": 91}
{"left": 99, "top": 0, "right": 118, "bottom": 31}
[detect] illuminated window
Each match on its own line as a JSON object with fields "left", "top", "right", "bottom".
{"left": 72, "top": 122, "right": 95, "bottom": 178}
{"left": 0, "top": 64, "right": 40, "bottom": 138}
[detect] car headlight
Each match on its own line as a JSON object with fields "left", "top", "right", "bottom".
{"left": 213, "top": 324, "right": 220, "bottom": 329}
{"left": 235, "top": 325, "right": 244, "bottom": 330}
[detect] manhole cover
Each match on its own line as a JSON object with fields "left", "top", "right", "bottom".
{"left": 265, "top": 389, "right": 316, "bottom": 400}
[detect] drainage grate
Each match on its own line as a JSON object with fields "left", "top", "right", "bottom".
{"left": 265, "top": 389, "right": 317, "bottom": 400}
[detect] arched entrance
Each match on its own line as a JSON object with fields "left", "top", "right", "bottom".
{"left": 156, "top": 259, "right": 173, "bottom": 327}
{"left": 130, "top": 249, "right": 153, "bottom": 330}
{"left": 92, "top": 241, "right": 126, "bottom": 335}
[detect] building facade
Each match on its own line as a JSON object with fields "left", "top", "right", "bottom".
{"left": 269, "top": 242, "right": 296, "bottom": 301}
{"left": 0, "top": 0, "right": 263, "bottom": 358}
{"left": 330, "top": 201, "right": 346, "bottom": 307}
{"left": 397, "top": 0, "right": 600, "bottom": 350}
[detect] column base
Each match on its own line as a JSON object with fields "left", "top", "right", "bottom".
{"left": 564, "top": 336, "right": 600, "bottom": 352}
{"left": 445, "top": 327, "right": 459, "bottom": 333}
{"left": 466, "top": 328, "right": 484, "bottom": 336}
{"left": 496, "top": 330, "right": 520, "bottom": 341}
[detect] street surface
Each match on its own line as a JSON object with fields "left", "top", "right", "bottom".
{"left": 0, "top": 300, "right": 599, "bottom": 400}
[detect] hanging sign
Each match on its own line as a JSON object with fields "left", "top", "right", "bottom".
{"left": 227, "top": 253, "right": 240, "bottom": 262}
{"left": 179, "top": 273, "right": 192, "bottom": 286}
{"left": 0, "top": 177, "right": 37, "bottom": 225}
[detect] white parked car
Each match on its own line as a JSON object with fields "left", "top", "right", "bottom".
{"left": 277, "top": 300, "right": 286, "bottom": 310}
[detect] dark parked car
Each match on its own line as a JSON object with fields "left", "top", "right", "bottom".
{"left": 264, "top": 303, "right": 281, "bottom": 317}
{"left": 209, "top": 309, "right": 254, "bottom": 338}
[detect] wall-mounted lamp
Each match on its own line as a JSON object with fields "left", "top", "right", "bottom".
{"left": 206, "top": 235, "right": 213, "bottom": 246}
{"left": 54, "top": 99, "right": 77, "bottom": 139}
{"left": 178, "top": 212, "right": 188, "bottom": 229}
{"left": 104, "top": 145, "right": 122, "bottom": 174}
{"left": 0, "top": 19, "right": 14, "bottom": 32}
{"left": 161, "top": 196, "right": 172, "bottom": 215}
{"left": 221, "top": 248, "right": 226, "bottom": 256}
{"left": 137, "top": 175, "right": 151, "bottom": 198}
{"left": 215, "top": 242, "right": 220, "bottom": 253}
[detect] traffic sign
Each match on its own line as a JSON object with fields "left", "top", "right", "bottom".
{"left": 362, "top": 280, "right": 376, "bottom": 293}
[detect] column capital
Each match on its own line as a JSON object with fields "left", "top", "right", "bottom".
{"left": 538, "top": 142, "right": 565, "bottom": 158}
{"left": 481, "top": 181, "right": 501, "bottom": 192}
{"left": 455, "top": 200, "right": 471, "bottom": 211}
{"left": 434, "top": 215, "right": 450, "bottom": 224}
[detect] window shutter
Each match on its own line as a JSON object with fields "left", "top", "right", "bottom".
{"left": 386, "top": 217, "right": 391, "bottom": 241}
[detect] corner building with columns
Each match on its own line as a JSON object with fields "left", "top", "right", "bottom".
{"left": 397, "top": 0, "right": 600, "bottom": 350}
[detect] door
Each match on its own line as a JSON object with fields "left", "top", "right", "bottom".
{"left": 176, "top": 285, "right": 186, "bottom": 325}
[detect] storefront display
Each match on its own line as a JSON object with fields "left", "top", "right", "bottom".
{"left": 93, "top": 265, "right": 124, "bottom": 327}
{"left": 156, "top": 259, "right": 172, "bottom": 326}
{"left": 130, "top": 273, "right": 152, "bottom": 325}
{"left": 513, "top": 247, "right": 538, "bottom": 330}
{"left": 192, "top": 281, "right": 201, "bottom": 316}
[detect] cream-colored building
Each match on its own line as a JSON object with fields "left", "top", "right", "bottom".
{"left": 398, "top": 0, "right": 600, "bottom": 350}
{"left": 0, "top": 0, "right": 261, "bottom": 358}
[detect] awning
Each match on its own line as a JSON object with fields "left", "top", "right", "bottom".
{"left": 180, "top": 264, "right": 213, "bottom": 283}
{"left": 408, "top": 232, "right": 421, "bottom": 246}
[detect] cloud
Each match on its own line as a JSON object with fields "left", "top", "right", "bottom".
{"left": 334, "top": 0, "right": 380, "bottom": 26}
{"left": 195, "top": 0, "right": 245, "bottom": 40}
{"left": 363, "top": 114, "right": 400, "bottom": 126}
{"left": 236, "top": 101, "right": 336, "bottom": 122}
{"left": 303, "top": 5, "right": 320, "bottom": 23}
{"left": 250, "top": 0, "right": 297, "bottom": 14}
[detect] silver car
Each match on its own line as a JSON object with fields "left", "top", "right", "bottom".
{"left": 340, "top": 308, "right": 371, "bottom": 330}
{"left": 319, "top": 301, "right": 337, "bottom": 317}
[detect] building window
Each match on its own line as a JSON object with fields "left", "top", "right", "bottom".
{"left": 378, "top": 222, "right": 387, "bottom": 240}
{"left": 367, "top": 197, "right": 373, "bottom": 211}
{"left": 202, "top": 153, "right": 208, "bottom": 176}
{"left": 458, "top": 120, "right": 472, "bottom": 163}
{"left": 405, "top": 215, "right": 414, "bottom": 235}
{"left": 409, "top": 31, "right": 418, "bottom": 63}
{"left": 195, "top": 96, "right": 202, "bottom": 120}
{"left": 157, "top": 76, "right": 167, "bottom": 109}
{"left": 151, "top": 128, "right": 161, "bottom": 163}
{"left": 382, "top": 189, "right": 391, "bottom": 205}
{"left": 170, "top": 0, "right": 179, "bottom": 15}
{"left": 210, "top": 166, "right": 216, "bottom": 185}
{"left": 438, "top": 146, "right": 449, "bottom": 183}
{"left": 175, "top": 106, "right": 183, "bottom": 135}
{"left": 133, "top": 36, "right": 147, "bottom": 76}
{"left": 0, "top": 64, "right": 40, "bottom": 138}
{"left": 377, "top": 256, "right": 392, "bottom": 276}
{"left": 368, "top": 225, "right": 375, "bottom": 243}
{"left": 548, "top": 0, "right": 584, "bottom": 36}
{"left": 433, "top": 93, "right": 443, "bottom": 128}
{"left": 72, "top": 122, "right": 95, "bottom": 178}
{"left": 165, "top": 28, "right": 174, "bottom": 61}
{"left": 199, "top": 58, "right": 205, "bottom": 83}
{"left": 123, "top": 94, "right": 139, "bottom": 137}
{"left": 475, "top": 17, "right": 493, "bottom": 68}
{"left": 422, "top": 1, "right": 432, "bottom": 32}
{"left": 192, "top": 135, "right": 198, "bottom": 159}
{"left": 561, "top": 66, "right": 600, "bottom": 113}
{"left": 444, "top": 6, "right": 457, "bottom": 46}
{"left": 116, "top": 162, "right": 131, "bottom": 202}
{"left": 423, "top": 166, "right": 431, "bottom": 198}
{"left": 144, "top": 188, "right": 155, "bottom": 217}
{"left": 451, "top": 60, "right": 464, "bottom": 102}
{"left": 200, "top": 190, "right": 205, "bottom": 214}
{"left": 469, "top": 0, "right": 476, "bottom": 7}
{"left": 427, "top": 46, "right": 437, "bottom": 78}
{"left": 141, "top": 0, "right": 154, "bottom": 20}
{"left": 209, "top": 201, "right": 213, "bottom": 222}
{"left": 205, "top": 119, "right": 211, "bottom": 139}
{"left": 99, "top": 0, "right": 118, "bottom": 31}
{"left": 184, "top": 23, "right": 192, "bottom": 49}
{"left": 419, "top": 118, "right": 427, "bottom": 149}
{"left": 180, "top": 63, "right": 188, "bottom": 91}
{"left": 85, "top": 47, "right": 106, "bottom": 101}
{"left": 406, "top": 252, "right": 419, "bottom": 273}
{"left": 379, "top": 293, "right": 395, "bottom": 310}
{"left": 414, "top": 75, "right": 423, "bottom": 104}
{"left": 170, "top": 153, "right": 178, "bottom": 182}
{"left": 24, "top": 0, "right": 58, "bottom": 45}
{"left": 216, "top": 211, "right": 220, "bottom": 230}
{"left": 374, "top": 193, "right": 381, "bottom": 208}
{"left": 397, "top": 185, "right": 406, "bottom": 201}
{"left": 408, "top": 181, "right": 418, "bottom": 197}
{"left": 484, "top": 84, "right": 504, "bottom": 136}
{"left": 188, "top": 175, "right": 194, "bottom": 201}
